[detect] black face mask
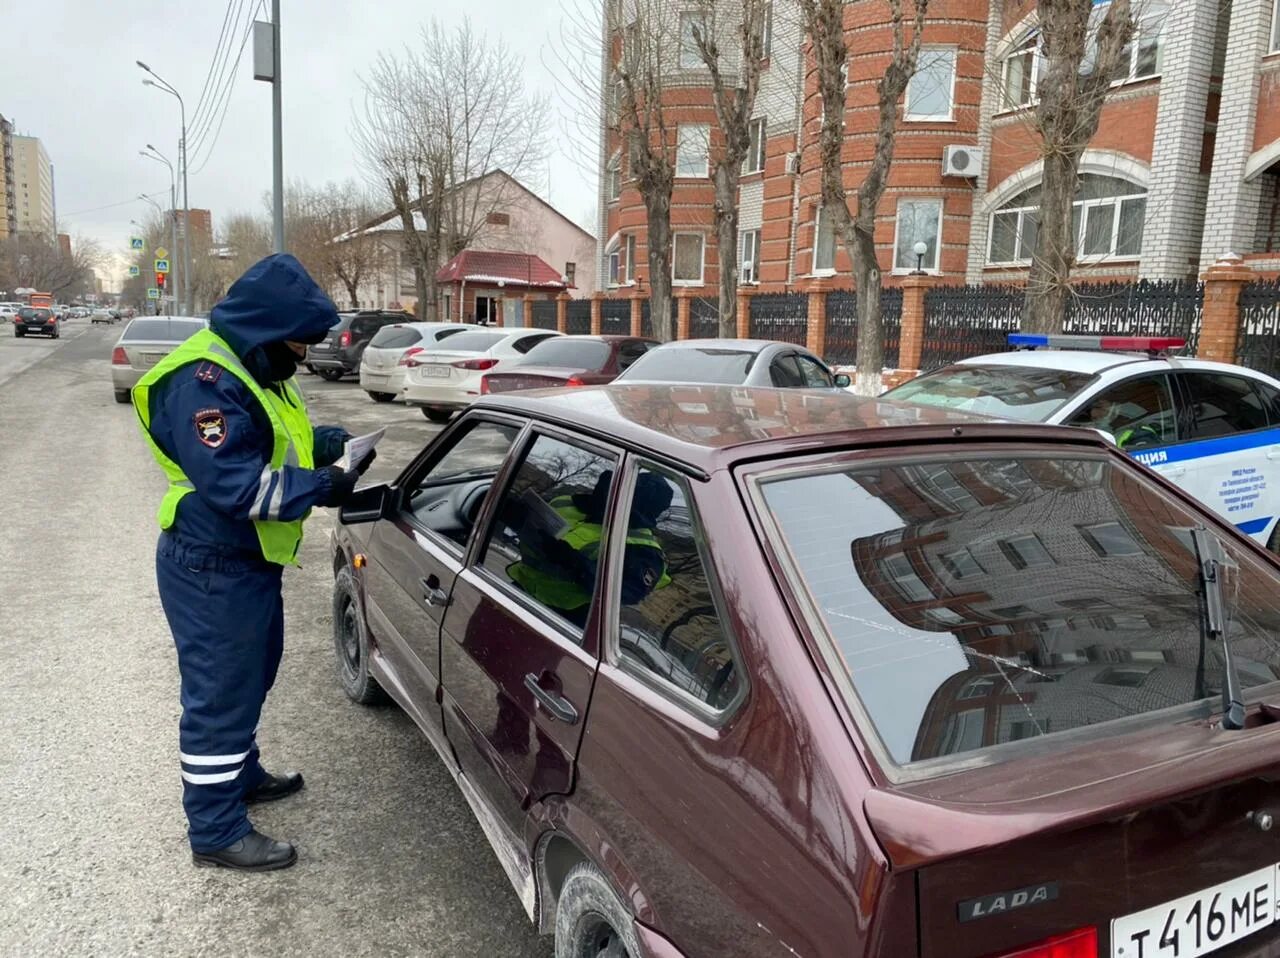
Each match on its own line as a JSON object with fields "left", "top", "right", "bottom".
{"left": 259, "top": 341, "right": 302, "bottom": 383}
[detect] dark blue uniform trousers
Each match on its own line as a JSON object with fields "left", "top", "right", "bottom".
{"left": 156, "top": 533, "right": 283, "bottom": 853}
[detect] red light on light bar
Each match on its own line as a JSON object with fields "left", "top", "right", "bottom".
{"left": 989, "top": 926, "right": 1096, "bottom": 958}
{"left": 1098, "top": 337, "right": 1186, "bottom": 352}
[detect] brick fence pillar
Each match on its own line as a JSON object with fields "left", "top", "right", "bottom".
{"left": 806, "top": 281, "right": 829, "bottom": 359}
{"left": 676, "top": 288, "right": 692, "bottom": 341}
{"left": 893, "top": 273, "right": 932, "bottom": 386}
{"left": 630, "top": 290, "right": 644, "bottom": 337}
{"left": 591, "top": 292, "right": 604, "bottom": 336}
{"left": 556, "top": 292, "right": 570, "bottom": 334}
{"left": 522, "top": 293, "right": 534, "bottom": 329}
{"left": 736, "top": 288, "right": 752, "bottom": 340}
{"left": 1197, "top": 255, "right": 1255, "bottom": 364}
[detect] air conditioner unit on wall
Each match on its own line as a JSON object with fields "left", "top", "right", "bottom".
{"left": 943, "top": 145, "right": 982, "bottom": 178}
{"left": 785, "top": 152, "right": 801, "bottom": 175}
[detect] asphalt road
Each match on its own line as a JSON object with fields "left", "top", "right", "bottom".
{"left": 0, "top": 321, "right": 554, "bottom": 957}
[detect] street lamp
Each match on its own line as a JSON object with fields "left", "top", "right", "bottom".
{"left": 138, "top": 61, "right": 191, "bottom": 316}
{"left": 140, "top": 146, "right": 180, "bottom": 315}
{"left": 912, "top": 240, "right": 929, "bottom": 275}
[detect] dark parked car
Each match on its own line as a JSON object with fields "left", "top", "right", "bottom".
{"left": 480, "top": 334, "right": 659, "bottom": 395}
{"left": 306, "top": 310, "right": 408, "bottom": 381}
{"left": 331, "top": 383, "right": 1280, "bottom": 958}
{"left": 615, "top": 338, "right": 851, "bottom": 389}
{"left": 14, "top": 306, "right": 59, "bottom": 338}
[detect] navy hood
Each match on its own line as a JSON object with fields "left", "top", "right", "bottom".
{"left": 210, "top": 254, "right": 338, "bottom": 361}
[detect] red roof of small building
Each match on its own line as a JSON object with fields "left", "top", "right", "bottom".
{"left": 435, "top": 250, "right": 568, "bottom": 289}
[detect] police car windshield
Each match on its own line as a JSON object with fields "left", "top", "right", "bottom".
{"left": 760, "top": 453, "right": 1280, "bottom": 772}
{"left": 884, "top": 364, "right": 1094, "bottom": 423}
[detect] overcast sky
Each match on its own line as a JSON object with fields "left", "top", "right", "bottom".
{"left": 7, "top": 1, "right": 598, "bottom": 286}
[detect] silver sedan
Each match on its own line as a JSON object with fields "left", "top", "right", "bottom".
{"left": 614, "top": 338, "right": 851, "bottom": 389}
{"left": 111, "top": 316, "right": 207, "bottom": 403}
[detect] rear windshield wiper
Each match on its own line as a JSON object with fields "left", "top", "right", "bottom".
{"left": 1191, "top": 527, "right": 1246, "bottom": 730}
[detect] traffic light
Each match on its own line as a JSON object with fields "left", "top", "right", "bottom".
{"left": 156, "top": 272, "right": 166, "bottom": 290}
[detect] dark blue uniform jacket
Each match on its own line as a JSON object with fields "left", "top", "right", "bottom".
{"left": 144, "top": 255, "right": 345, "bottom": 558}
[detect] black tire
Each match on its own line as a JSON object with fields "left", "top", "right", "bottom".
{"left": 554, "top": 862, "right": 640, "bottom": 958}
{"left": 367, "top": 391, "right": 395, "bottom": 403}
{"left": 1268, "top": 522, "right": 1280, "bottom": 555}
{"left": 305, "top": 364, "right": 317, "bottom": 375}
{"left": 333, "top": 566, "right": 390, "bottom": 706}
{"left": 14, "top": 329, "right": 23, "bottom": 338}
{"left": 422, "top": 407, "right": 452, "bottom": 423}
{"left": 317, "top": 368, "right": 345, "bottom": 382}
{"left": 114, "top": 389, "right": 131, "bottom": 404}
{"left": 51, "top": 326, "right": 60, "bottom": 339}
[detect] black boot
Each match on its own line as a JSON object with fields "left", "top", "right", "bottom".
{"left": 192, "top": 831, "right": 297, "bottom": 871}
{"left": 245, "top": 770, "right": 304, "bottom": 804}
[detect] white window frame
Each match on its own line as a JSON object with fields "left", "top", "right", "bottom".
{"left": 892, "top": 198, "right": 944, "bottom": 275}
{"left": 1002, "top": 32, "right": 1042, "bottom": 110}
{"left": 608, "top": 152, "right": 622, "bottom": 201}
{"left": 762, "top": 1, "right": 774, "bottom": 58}
{"left": 672, "top": 232, "right": 706, "bottom": 286}
{"left": 1273, "top": 0, "right": 1280, "bottom": 53}
{"left": 904, "top": 46, "right": 957, "bottom": 122}
{"left": 812, "top": 207, "right": 837, "bottom": 276}
{"left": 986, "top": 178, "right": 1147, "bottom": 266}
{"left": 679, "top": 11, "right": 707, "bottom": 70}
{"left": 625, "top": 234, "right": 638, "bottom": 284}
{"left": 608, "top": 250, "right": 622, "bottom": 287}
{"left": 743, "top": 118, "right": 767, "bottom": 175}
{"left": 739, "top": 228, "right": 761, "bottom": 284}
{"left": 676, "top": 124, "right": 710, "bottom": 178}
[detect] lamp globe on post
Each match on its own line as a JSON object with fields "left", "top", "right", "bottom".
{"left": 913, "top": 241, "right": 929, "bottom": 275}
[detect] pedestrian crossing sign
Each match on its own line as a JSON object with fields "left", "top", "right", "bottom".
{"left": 130, "top": 236, "right": 144, "bottom": 250}
{"left": 128, "top": 266, "right": 140, "bottom": 277}
{"left": 155, "top": 259, "right": 170, "bottom": 274}
{"left": 147, "top": 288, "right": 160, "bottom": 300}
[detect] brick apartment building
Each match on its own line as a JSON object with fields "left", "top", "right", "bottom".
{"left": 598, "top": 0, "right": 1280, "bottom": 295}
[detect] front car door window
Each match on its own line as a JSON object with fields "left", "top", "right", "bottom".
{"left": 769, "top": 353, "right": 806, "bottom": 388}
{"left": 1065, "top": 374, "right": 1176, "bottom": 450}
{"left": 795, "top": 353, "right": 836, "bottom": 388}
{"left": 613, "top": 465, "right": 743, "bottom": 714}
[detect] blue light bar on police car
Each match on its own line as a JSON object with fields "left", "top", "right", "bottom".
{"left": 1009, "top": 333, "right": 1187, "bottom": 353}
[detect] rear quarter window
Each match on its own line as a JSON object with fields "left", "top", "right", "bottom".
{"left": 369, "top": 326, "right": 421, "bottom": 349}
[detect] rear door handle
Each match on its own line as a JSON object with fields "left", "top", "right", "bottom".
{"left": 524, "top": 673, "right": 580, "bottom": 725}
{"left": 420, "top": 577, "right": 450, "bottom": 607}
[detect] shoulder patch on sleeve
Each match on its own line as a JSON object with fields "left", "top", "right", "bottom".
{"left": 194, "top": 361, "right": 223, "bottom": 383}
{"left": 193, "top": 408, "right": 228, "bottom": 448}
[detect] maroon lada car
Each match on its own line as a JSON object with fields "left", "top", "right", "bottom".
{"left": 330, "top": 384, "right": 1280, "bottom": 958}
{"left": 481, "top": 335, "right": 659, "bottom": 395}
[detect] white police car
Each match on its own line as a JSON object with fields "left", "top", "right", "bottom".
{"left": 883, "top": 334, "right": 1280, "bottom": 549}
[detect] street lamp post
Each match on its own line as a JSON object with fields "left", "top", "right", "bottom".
{"left": 137, "top": 61, "right": 191, "bottom": 316}
{"left": 140, "top": 146, "right": 179, "bottom": 315}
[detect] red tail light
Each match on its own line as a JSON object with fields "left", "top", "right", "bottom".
{"left": 398, "top": 347, "right": 424, "bottom": 367}
{"left": 565, "top": 375, "right": 586, "bottom": 387}
{"left": 480, "top": 375, "right": 491, "bottom": 395}
{"left": 991, "top": 927, "right": 1096, "bottom": 958}
{"left": 339, "top": 330, "right": 352, "bottom": 348}
{"left": 452, "top": 358, "right": 498, "bottom": 371}
{"left": 111, "top": 347, "right": 129, "bottom": 365}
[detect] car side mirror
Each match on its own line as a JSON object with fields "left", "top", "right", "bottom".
{"left": 339, "top": 483, "right": 392, "bottom": 525}
{"left": 834, "top": 373, "right": 852, "bottom": 389}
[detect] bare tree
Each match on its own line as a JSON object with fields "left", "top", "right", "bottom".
{"left": 0, "top": 233, "right": 103, "bottom": 300}
{"left": 1020, "top": 0, "right": 1134, "bottom": 332}
{"left": 355, "top": 19, "right": 550, "bottom": 321}
{"left": 799, "top": 0, "right": 929, "bottom": 393}
{"left": 690, "top": 0, "right": 769, "bottom": 336}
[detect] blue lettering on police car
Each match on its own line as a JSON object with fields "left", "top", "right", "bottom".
{"left": 1134, "top": 450, "right": 1168, "bottom": 466}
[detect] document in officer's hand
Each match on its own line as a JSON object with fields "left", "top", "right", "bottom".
{"left": 336, "top": 428, "right": 386, "bottom": 473}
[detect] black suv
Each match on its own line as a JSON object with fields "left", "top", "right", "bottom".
{"left": 306, "top": 310, "right": 409, "bottom": 381}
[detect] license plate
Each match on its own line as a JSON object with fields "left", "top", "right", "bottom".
{"left": 312, "top": 345, "right": 331, "bottom": 352}
{"left": 421, "top": 365, "right": 452, "bottom": 379}
{"left": 1111, "top": 865, "right": 1278, "bottom": 958}
{"left": 141, "top": 353, "right": 165, "bottom": 365}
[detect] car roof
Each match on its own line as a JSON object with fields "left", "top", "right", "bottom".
{"left": 650, "top": 338, "right": 790, "bottom": 353}
{"left": 953, "top": 348, "right": 1280, "bottom": 386}
{"left": 472, "top": 384, "right": 1103, "bottom": 475}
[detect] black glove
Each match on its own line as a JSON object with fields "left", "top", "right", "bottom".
{"left": 322, "top": 465, "right": 359, "bottom": 507}
{"left": 355, "top": 448, "right": 377, "bottom": 476}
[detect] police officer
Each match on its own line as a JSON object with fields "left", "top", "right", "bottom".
{"left": 133, "top": 254, "right": 366, "bottom": 871}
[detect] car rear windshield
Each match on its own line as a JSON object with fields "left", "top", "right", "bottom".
{"left": 624, "top": 347, "right": 757, "bottom": 384}
{"left": 369, "top": 325, "right": 422, "bottom": 349}
{"left": 436, "top": 331, "right": 507, "bottom": 353}
{"left": 123, "top": 319, "right": 204, "bottom": 342}
{"left": 518, "top": 338, "right": 610, "bottom": 369}
{"left": 883, "top": 364, "right": 1094, "bottom": 423}
{"left": 759, "top": 453, "right": 1280, "bottom": 771}
{"left": 19, "top": 308, "right": 40, "bottom": 318}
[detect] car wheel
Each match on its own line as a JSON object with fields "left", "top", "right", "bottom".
{"left": 367, "top": 391, "right": 395, "bottom": 403}
{"left": 1268, "top": 522, "right": 1280, "bottom": 555}
{"left": 14, "top": 329, "right": 23, "bottom": 338}
{"left": 422, "top": 407, "right": 452, "bottom": 423}
{"left": 317, "top": 368, "right": 345, "bottom": 382}
{"left": 114, "top": 389, "right": 131, "bottom": 404}
{"left": 554, "top": 862, "right": 641, "bottom": 958}
{"left": 333, "top": 566, "right": 390, "bottom": 706}
{"left": 51, "top": 327, "right": 60, "bottom": 339}
{"left": 305, "top": 364, "right": 316, "bottom": 375}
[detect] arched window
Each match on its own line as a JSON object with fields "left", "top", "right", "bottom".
{"left": 988, "top": 174, "right": 1147, "bottom": 265}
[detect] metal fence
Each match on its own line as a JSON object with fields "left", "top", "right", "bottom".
{"left": 566, "top": 300, "right": 592, "bottom": 335}
{"left": 601, "top": 298, "right": 631, "bottom": 336}
{"left": 530, "top": 299, "right": 557, "bottom": 330}
{"left": 1239, "top": 280, "right": 1280, "bottom": 379}
{"left": 921, "top": 285, "right": 1023, "bottom": 370}
{"left": 748, "top": 293, "right": 808, "bottom": 345}
{"left": 689, "top": 296, "right": 720, "bottom": 339}
{"left": 823, "top": 289, "right": 901, "bottom": 369}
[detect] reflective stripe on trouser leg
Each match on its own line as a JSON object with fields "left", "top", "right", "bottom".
{"left": 155, "top": 537, "right": 284, "bottom": 853}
